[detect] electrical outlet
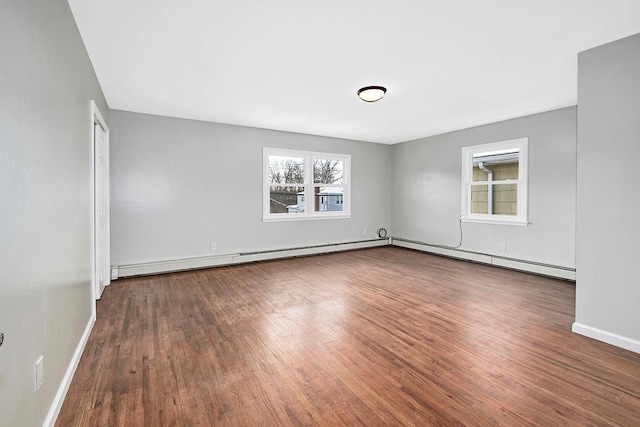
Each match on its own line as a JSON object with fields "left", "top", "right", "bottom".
{"left": 35, "top": 355, "right": 44, "bottom": 392}
{"left": 499, "top": 242, "right": 507, "bottom": 251}
{"left": 363, "top": 229, "right": 368, "bottom": 236}
{"left": 210, "top": 242, "right": 217, "bottom": 251}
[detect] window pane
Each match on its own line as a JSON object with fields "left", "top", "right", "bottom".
{"left": 492, "top": 162, "right": 519, "bottom": 180}
{"left": 269, "top": 186, "right": 305, "bottom": 214}
{"left": 313, "top": 159, "right": 344, "bottom": 184}
{"left": 314, "top": 186, "right": 344, "bottom": 212}
{"left": 472, "top": 148, "right": 519, "bottom": 183}
{"left": 472, "top": 165, "right": 489, "bottom": 182}
{"left": 471, "top": 184, "right": 488, "bottom": 214}
{"left": 493, "top": 183, "right": 517, "bottom": 215}
{"left": 462, "top": 138, "right": 527, "bottom": 223}
{"left": 268, "top": 156, "right": 304, "bottom": 184}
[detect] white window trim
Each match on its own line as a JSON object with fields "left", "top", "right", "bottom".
{"left": 461, "top": 137, "right": 529, "bottom": 226}
{"left": 263, "top": 147, "right": 351, "bottom": 222}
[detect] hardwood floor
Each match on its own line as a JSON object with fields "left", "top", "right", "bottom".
{"left": 56, "top": 247, "right": 640, "bottom": 426}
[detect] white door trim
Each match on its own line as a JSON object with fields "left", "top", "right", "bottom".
{"left": 90, "top": 100, "right": 110, "bottom": 308}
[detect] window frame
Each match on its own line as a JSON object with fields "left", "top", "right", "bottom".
{"left": 461, "top": 137, "right": 529, "bottom": 226}
{"left": 263, "top": 147, "right": 351, "bottom": 222}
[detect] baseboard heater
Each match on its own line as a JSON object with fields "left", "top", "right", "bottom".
{"left": 113, "top": 238, "right": 389, "bottom": 279}
{"left": 390, "top": 237, "right": 576, "bottom": 281}
{"left": 112, "top": 236, "right": 574, "bottom": 281}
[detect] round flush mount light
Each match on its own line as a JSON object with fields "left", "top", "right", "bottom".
{"left": 357, "top": 85, "right": 387, "bottom": 102}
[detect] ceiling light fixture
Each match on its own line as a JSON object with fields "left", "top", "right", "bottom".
{"left": 357, "top": 85, "right": 386, "bottom": 102}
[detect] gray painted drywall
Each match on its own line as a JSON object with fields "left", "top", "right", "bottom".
{"left": 391, "top": 107, "right": 576, "bottom": 268}
{"left": 576, "top": 33, "right": 640, "bottom": 343}
{"left": 109, "top": 110, "right": 391, "bottom": 265}
{"left": 0, "top": 1, "right": 108, "bottom": 425}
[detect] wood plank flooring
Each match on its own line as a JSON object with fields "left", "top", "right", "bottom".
{"left": 56, "top": 247, "right": 640, "bottom": 426}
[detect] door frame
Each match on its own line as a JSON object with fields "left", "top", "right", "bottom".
{"left": 90, "top": 100, "right": 110, "bottom": 310}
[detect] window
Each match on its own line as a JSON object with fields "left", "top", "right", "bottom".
{"left": 263, "top": 148, "right": 351, "bottom": 221}
{"left": 461, "top": 137, "right": 528, "bottom": 225}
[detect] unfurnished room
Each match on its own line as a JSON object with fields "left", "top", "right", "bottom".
{"left": 2, "top": 1, "right": 640, "bottom": 426}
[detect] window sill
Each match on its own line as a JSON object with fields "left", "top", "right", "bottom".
{"left": 461, "top": 216, "right": 529, "bottom": 226}
{"left": 263, "top": 214, "right": 351, "bottom": 223}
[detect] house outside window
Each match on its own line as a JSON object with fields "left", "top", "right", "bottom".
{"left": 263, "top": 148, "right": 350, "bottom": 221}
{"left": 461, "top": 137, "right": 528, "bottom": 226}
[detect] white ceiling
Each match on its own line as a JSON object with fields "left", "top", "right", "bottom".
{"left": 68, "top": 0, "right": 640, "bottom": 144}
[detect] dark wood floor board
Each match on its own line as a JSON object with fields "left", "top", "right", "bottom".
{"left": 344, "top": 249, "right": 637, "bottom": 422}
{"left": 56, "top": 247, "right": 640, "bottom": 426}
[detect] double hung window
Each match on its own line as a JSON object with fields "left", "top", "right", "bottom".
{"left": 263, "top": 148, "right": 351, "bottom": 221}
{"left": 461, "top": 138, "right": 528, "bottom": 225}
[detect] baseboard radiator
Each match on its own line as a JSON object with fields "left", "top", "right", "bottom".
{"left": 112, "top": 236, "right": 575, "bottom": 281}
{"left": 390, "top": 237, "right": 576, "bottom": 281}
{"left": 113, "top": 238, "right": 389, "bottom": 279}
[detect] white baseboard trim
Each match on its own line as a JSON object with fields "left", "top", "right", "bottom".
{"left": 114, "top": 238, "right": 574, "bottom": 280}
{"left": 392, "top": 240, "right": 492, "bottom": 264}
{"left": 116, "top": 253, "right": 238, "bottom": 278}
{"left": 391, "top": 238, "right": 576, "bottom": 281}
{"left": 234, "top": 239, "right": 388, "bottom": 264}
{"left": 572, "top": 322, "right": 640, "bottom": 355}
{"left": 43, "top": 313, "right": 96, "bottom": 427}
{"left": 114, "top": 239, "right": 389, "bottom": 278}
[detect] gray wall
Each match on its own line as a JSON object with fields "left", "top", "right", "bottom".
{"left": 391, "top": 107, "right": 577, "bottom": 268}
{"left": 109, "top": 110, "right": 391, "bottom": 265}
{"left": 0, "top": 1, "right": 108, "bottom": 426}
{"left": 576, "top": 33, "right": 640, "bottom": 344}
